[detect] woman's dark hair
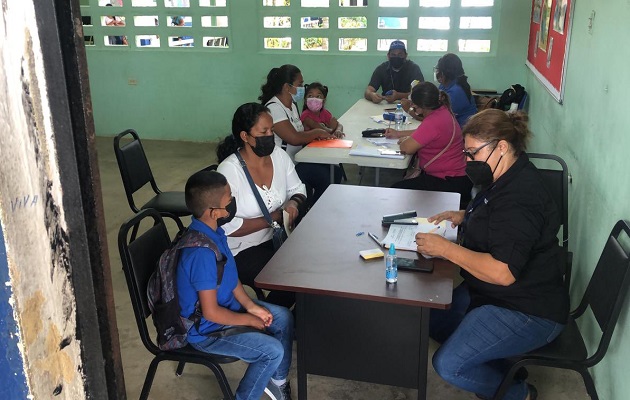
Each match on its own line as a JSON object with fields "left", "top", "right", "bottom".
{"left": 411, "top": 81, "right": 452, "bottom": 113}
{"left": 462, "top": 109, "right": 531, "bottom": 155}
{"left": 436, "top": 53, "right": 473, "bottom": 104}
{"left": 302, "top": 82, "right": 328, "bottom": 111}
{"left": 216, "top": 102, "right": 270, "bottom": 163}
{"left": 259, "top": 64, "right": 302, "bottom": 104}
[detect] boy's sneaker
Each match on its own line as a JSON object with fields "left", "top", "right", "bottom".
{"left": 264, "top": 381, "right": 292, "bottom": 400}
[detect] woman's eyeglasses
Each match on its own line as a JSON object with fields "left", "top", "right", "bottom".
{"left": 463, "top": 140, "right": 497, "bottom": 160}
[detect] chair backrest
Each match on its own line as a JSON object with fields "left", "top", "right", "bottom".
{"left": 574, "top": 220, "right": 630, "bottom": 366}
{"left": 118, "top": 208, "right": 174, "bottom": 354}
{"left": 114, "top": 129, "right": 160, "bottom": 212}
{"left": 528, "top": 153, "right": 569, "bottom": 248}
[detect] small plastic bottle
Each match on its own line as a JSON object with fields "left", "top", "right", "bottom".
{"left": 394, "top": 104, "right": 404, "bottom": 131}
{"left": 385, "top": 244, "right": 398, "bottom": 283}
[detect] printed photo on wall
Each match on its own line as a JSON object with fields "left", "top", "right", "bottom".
{"left": 538, "top": 0, "right": 552, "bottom": 51}
{"left": 553, "top": 0, "right": 568, "bottom": 34}
{"left": 547, "top": 37, "right": 553, "bottom": 68}
{"left": 532, "top": 0, "right": 543, "bottom": 24}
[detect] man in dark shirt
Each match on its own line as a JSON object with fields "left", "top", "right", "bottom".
{"left": 364, "top": 40, "right": 424, "bottom": 104}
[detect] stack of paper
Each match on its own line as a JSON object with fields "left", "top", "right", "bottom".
{"left": 349, "top": 145, "right": 404, "bottom": 159}
{"left": 380, "top": 218, "right": 457, "bottom": 251}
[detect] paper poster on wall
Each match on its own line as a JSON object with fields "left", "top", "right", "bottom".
{"left": 532, "top": 0, "right": 543, "bottom": 23}
{"left": 538, "top": 0, "right": 552, "bottom": 51}
{"left": 553, "top": 0, "right": 568, "bottom": 34}
{"left": 527, "top": 0, "right": 574, "bottom": 103}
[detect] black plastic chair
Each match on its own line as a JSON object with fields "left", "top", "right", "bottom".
{"left": 492, "top": 220, "right": 630, "bottom": 400}
{"left": 114, "top": 129, "right": 190, "bottom": 217}
{"left": 529, "top": 153, "right": 572, "bottom": 292}
{"left": 118, "top": 208, "right": 238, "bottom": 400}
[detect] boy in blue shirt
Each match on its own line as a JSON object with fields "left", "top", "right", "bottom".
{"left": 177, "top": 171, "right": 293, "bottom": 400}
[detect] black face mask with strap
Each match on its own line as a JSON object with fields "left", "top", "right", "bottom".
{"left": 216, "top": 197, "right": 237, "bottom": 227}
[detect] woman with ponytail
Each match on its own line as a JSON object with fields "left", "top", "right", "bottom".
{"left": 416, "top": 109, "right": 568, "bottom": 400}
{"left": 386, "top": 81, "right": 472, "bottom": 209}
{"left": 259, "top": 65, "right": 340, "bottom": 207}
{"left": 434, "top": 53, "right": 477, "bottom": 127}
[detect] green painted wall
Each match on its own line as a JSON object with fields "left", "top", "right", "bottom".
{"left": 525, "top": 2, "right": 630, "bottom": 400}
{"left": 85, "top": 1, "right": 531, "bottom": 140}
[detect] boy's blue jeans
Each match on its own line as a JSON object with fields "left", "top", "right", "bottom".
{"left": 430, "top": 284, "right": 564, "bottom": 400}
{"left": 191, "top": 301, "right": 293, "bottom": 400}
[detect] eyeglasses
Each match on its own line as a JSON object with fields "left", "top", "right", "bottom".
{"left": 463, "top": 140, "right": 497, "bottom": 160}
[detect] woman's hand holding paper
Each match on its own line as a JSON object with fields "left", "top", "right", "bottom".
{"left": 428, "top": 210, "right": 465, "bottom": 228}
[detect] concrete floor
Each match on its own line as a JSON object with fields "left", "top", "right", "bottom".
{"left": 97, "top": 136, "right": 589, "bottom": 400}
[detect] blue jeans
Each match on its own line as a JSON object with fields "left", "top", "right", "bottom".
{"left": 430, "top": 284, "right": 564, "bottom": 400}
{"left": 191, "top": 301, "right": 293, "bottom": 400}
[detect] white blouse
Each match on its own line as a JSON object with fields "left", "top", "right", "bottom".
{"left": 217, "top": 146, "right": 306, "bottom": 255}
{"left": 265, "top": 96, "right": 305, "bottom": 161}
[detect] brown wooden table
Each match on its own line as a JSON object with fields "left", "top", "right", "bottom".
{"left": 255, "top": 184, "right": 460, "bottom": 400}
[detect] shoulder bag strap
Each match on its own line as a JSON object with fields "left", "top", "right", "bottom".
{"left": 235, "top": 152, "right": 275, "bottom": 228}
{"left": 266, "top": 101, "right": 289, "bottom": 150}
{"left": 421, "top": 115, "right": 457, "bottom": 170}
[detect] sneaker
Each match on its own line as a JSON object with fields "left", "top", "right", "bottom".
{"left": 264, "top": 381, "right": 292, "bottom": 400}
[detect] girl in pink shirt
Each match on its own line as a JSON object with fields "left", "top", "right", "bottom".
{"left": 300, "top": 82, "right": 345, "bottom": 138}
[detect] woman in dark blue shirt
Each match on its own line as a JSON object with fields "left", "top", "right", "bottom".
{"left": 435, "top": 53, "right": 478, "bottom": 127}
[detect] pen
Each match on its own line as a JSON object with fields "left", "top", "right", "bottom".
{"left": 368, "top": 232, "right": 384, "bottom": 248}
{"left": 428, "top": 226, "right": 439, "bottom": 234}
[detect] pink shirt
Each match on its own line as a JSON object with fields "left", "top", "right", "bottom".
{"left": 411, "top": 105, "right": 466, "bottom": 179}
{"left": 300, "top": 108, "right": 333, "bottom": 126}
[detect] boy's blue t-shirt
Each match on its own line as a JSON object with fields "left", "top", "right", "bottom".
{"left": 176, "top": 218, "right": 241, "bottom": 343}
{"left": 440, "top": 81, "right": 477, "bottom": 127}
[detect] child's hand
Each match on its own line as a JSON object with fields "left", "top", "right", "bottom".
{"left": 332, "top": 130, "right": 345, "bottom": 138}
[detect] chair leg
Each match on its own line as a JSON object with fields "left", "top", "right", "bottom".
{"left": 204, "top": 361, "right": 236, "bottom": 400}
{"left": 140, "top": 358, "right": 161, "bottom": 400}
{"left": 492, "top": 362, "right": 521, "bottom": 400}
{"left": 253, "top": 287, "right": 266, "bottom": 301}
{"left": 579, "top": 368, "right": 599, "bottom": 400}
{"left": 175, "top": 361, "right": 186, "bottom": 376}
{"left": 339, "top": 164, "right": 347, "bottom": 182}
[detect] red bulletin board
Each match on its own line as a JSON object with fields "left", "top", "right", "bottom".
{"left": 526, "top": 0, "right": 574, "bottom": 103}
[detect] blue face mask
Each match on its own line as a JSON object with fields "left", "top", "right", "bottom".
{"left": 291, "top": 85, "right": 305, "bottom": 103}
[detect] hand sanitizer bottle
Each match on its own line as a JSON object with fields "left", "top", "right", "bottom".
{"left": 385, "top": 244, "right": 398, "bottom": 283}
{"left": 394, "top": 104, "right": 404, "bottom": 131}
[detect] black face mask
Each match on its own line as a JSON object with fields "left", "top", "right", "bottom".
{"left": 389, "top": 56, "right": 405, "bottom": 70}
{"left": 465, "top": 144, "right": 502, "bottom": 188}
{"left": 216, "top": 197, "right": 237, "bottom": 227}
{"left": 250, "top": 135, "right": 275, "bottom": 157}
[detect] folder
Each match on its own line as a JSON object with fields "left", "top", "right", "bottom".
{"left": 306, "top": 139, "right": 353, "bottom": 148}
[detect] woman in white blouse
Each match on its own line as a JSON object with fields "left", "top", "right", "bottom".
{"left": 259, "top": 64, "right": 340, "bottom": 206}
{"left": 217, "top": 102, "right": 307, "bottom": 307}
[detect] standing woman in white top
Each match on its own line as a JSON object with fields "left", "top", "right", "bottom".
{"left": 259, "top": 64, "right": 341, "bottom": 206}
{"left": 217, "top": 103, "right": 307, "bottom": 307}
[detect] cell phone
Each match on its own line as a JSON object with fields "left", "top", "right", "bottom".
{"left": 383, "top": 90, "right": 393, "bottom": 96}
{"left": 397, "top": 257, "right": 434, "bottom": 273}
{"left": 379, "top": 149, "right": 402, "bottom": 156}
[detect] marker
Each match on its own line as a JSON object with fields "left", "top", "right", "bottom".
{"left": 368, "top": 232, "right": 384, "bottom": 248}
